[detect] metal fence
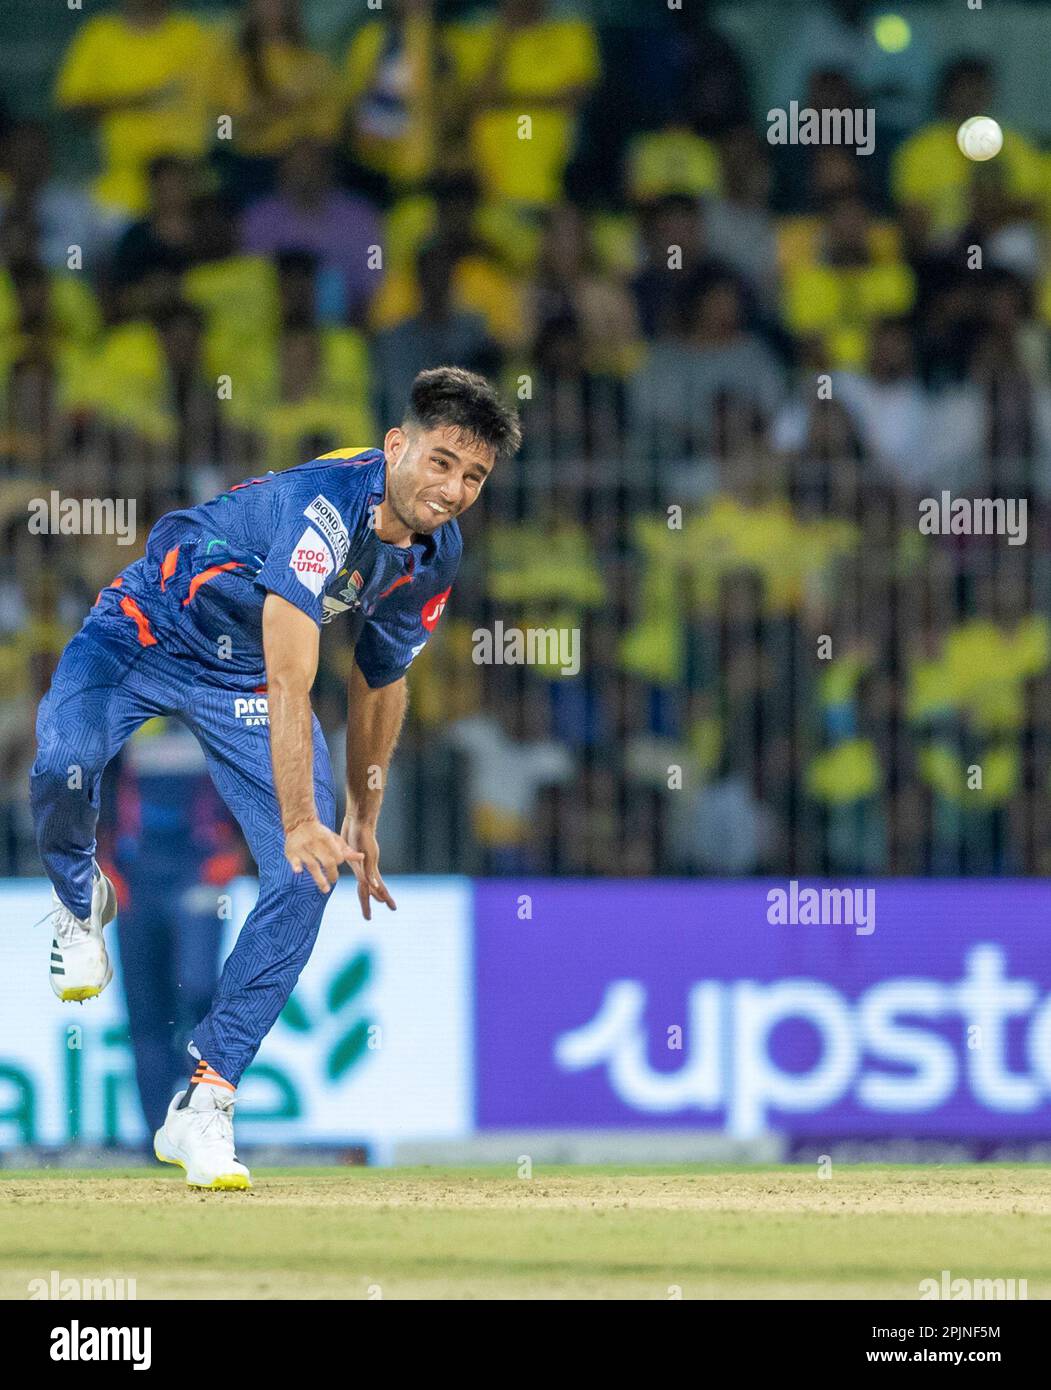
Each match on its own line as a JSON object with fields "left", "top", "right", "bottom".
{"left": 3, "top": 366, "right": 1051, "bottom": 878}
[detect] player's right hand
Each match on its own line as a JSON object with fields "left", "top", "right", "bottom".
{"left": 284, "top": 819, "right": 364, "bottom": 895}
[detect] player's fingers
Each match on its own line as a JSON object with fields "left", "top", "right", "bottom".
{"left": 322, "top": 833, "right": 349, "bottom": 877}
{"left": 323, "top": 828, "right": 363, "bottom": 865}
{"left": 318, "top": 851, "right": 341, "bottom": 886}
{"left": 370, "top": 876, "right": 396, "bottom": 910}
{"left": 303, "top": 854, "right": 332, "bottom": 895}
{"left": 358, "top": 851, "right": 394, "bottom": 907}
{"left": 357, "top": 875, "right": 372, "bottom": 921}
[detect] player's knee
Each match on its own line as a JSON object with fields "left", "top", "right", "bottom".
{"left": 30, "top": 741, "right": 100, "bottom": 806}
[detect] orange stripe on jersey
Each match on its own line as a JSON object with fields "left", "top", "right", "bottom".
{"left": 183, "top": 561, "right": 242, "bottom": 606}
{"left": 377, "top": 572, "right": 412, "bottom": 602}
{"left": 94, "top": 574, "right": 125, "bottom": 605}
{"left": 160, "top": 545, "right": 180, "bottom": 592}
{"left": 119, "top": 596, "right": 157, "bottom": 647}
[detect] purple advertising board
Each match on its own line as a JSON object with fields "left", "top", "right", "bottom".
{"left": 473, "top": 880, "right": 1051, "bottom": 1138}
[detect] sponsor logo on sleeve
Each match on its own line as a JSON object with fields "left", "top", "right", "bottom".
{"left": 421, "top": 586, "right": 451, "bottom": 633}
{"left": 290, "top": 527, "right": 334, "bottom": 596}
{"left": 304, "top": 495, "right": 350, "bottom": 567}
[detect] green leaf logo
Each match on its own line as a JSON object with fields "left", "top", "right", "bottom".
{"left": 277, "top": 948, "right": 376, "bottom": 1083}
{"left": 328, "top": 952, "right": 371, "bottom": 1012}
{"left": 280, "top": 995, "right": 311, "bottom": 1033}
{"left": 328, "top": 1019, "right": 372, "bottom": 1080}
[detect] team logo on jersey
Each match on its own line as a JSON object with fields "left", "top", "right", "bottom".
{"left": 320, "top": 567, "right": 366, "bottom": 624}
{"left": 233, "top": 695, "right": 269, "bottom": 726}
{"left": 421, "top": 587, "right": 452, "bottom": 632}
{"left": 289, "top": 527, "right": 334, "bottom": 596}
{"left": 304, "top": 495, "right": 349, "bottom": 567}
{"left": 321, "top": 596, "right": 349, "bottom": 624}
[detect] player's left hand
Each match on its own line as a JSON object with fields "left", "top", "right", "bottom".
{"left": 341, "top": 816, "right": 397, "bottom": 921}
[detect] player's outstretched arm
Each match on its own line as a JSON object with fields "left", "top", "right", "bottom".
{"left": 262, "top": 593, "right": 363, "bottom": 894}
{"left": 342, "top": 660, "right": 405, "bottom": 921}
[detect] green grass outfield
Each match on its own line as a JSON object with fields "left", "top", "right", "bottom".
{"left": 2, "top": 1164, "right": 1050, "bottom": 1300}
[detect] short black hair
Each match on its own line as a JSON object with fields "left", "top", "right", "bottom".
{"left": 404, "top": 366, "right": 521, "bottom": 463}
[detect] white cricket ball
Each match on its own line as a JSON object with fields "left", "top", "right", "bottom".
{"left": 956, "top": 115, "right": 1003, "bottom": 161}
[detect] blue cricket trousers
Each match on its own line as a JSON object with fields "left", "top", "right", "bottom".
{"left": 30, "top": 608, "right": 337, "bottom": 1087}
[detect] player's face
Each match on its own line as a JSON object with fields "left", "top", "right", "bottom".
{"left": 384, "top": 425, "right": 494, "bottom": 535}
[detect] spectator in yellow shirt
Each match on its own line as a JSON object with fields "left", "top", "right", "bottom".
{"left": 54, "top": 0, "right": 222, "bottom": 218}
{"left": 343, "top": 0, "right": 449, "bottom": 189}
{"left": 0, "top": 256, "right": 100, "bottom": 465}
{"left": 448, "top": 0, "right": 600, "bottom": 207}
{"left": 369, "top": 172, "right": 527, "bottom": 350}
{"left": 781, "top": 193, "right": 914, "bottom": 369}
{"left": 65, "top": 302, "right": 222, "bottom": 462}
{"left": 213, "top": 0, "right": 341, "bottom": 206}
{"left": 892, "top": 55, "right": 1043, "bottom": 251}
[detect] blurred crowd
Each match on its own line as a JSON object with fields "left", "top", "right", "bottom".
{"left": 3, "top": 0, "right": 1051, "bottom": 877}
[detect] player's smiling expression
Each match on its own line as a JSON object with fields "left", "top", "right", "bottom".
{"left": 379, "top": 424, "right": 494, "bottom": 543}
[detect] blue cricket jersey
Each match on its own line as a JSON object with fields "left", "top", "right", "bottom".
{"left": 96, "top": 447, "right": 460, "bottom": 689}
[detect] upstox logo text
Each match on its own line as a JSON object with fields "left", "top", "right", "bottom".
{"left": 555, "top": 945, "right": 1051, "bottom": 1138}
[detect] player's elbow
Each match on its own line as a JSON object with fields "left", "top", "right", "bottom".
{"left": 265, "top": 644, "right": 318, "bottom": 697}
{"left": 266, "top": 667, "right": 311, "bottom": 696}
{"left": 262, "top": 595, "right": 320, "bottom": 690}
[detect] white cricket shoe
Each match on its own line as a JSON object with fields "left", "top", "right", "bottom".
{"left": 154, "top": 1081, "right": 252, "bottom": 1191}
{"left": 48, "top": 864, "right": 117, "bottom": 1002}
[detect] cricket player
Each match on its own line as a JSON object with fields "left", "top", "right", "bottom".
{"left": 31, "top": 367, "right": 521, "bottom": 1189}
